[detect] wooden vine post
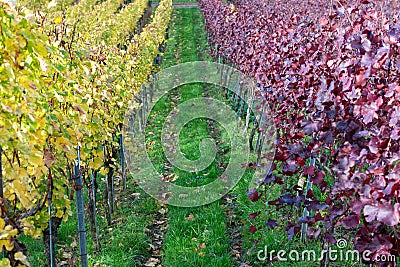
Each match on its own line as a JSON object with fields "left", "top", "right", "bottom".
{"left": 74, "top": 147, "right": 88, "bottom": 267}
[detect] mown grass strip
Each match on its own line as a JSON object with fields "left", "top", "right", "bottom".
{"left": 145, "top": 7, "right": 233, "bottom": 267}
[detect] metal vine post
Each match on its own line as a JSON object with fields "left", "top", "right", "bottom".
{"left": 74, "top": 146, "right": 88, "bottom": 267}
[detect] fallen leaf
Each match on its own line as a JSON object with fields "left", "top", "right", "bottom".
{"left": 186, "top": 214, "right": 195, "bottom": 221}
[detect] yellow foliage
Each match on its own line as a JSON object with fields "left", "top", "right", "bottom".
{"left": 0, "top": 0, "right": 172, "bottom": 264}
{"left": 0, "top": 218, "right": 18, "bottom": 252}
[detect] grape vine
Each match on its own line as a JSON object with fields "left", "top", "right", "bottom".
{"left": 0, "top": 0, "right": 172, "bottom": 265}
{"left": 200, "top": 0, "right": 399, "bottom": 264}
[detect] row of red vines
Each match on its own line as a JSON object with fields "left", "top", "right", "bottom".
{"left": 200, "top": 0, "right": 400, "bottom": 263}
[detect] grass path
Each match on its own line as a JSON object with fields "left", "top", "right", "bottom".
{"left": 145, "top": 7, "right": 234, "bottom": 266}
{"left": 149, "top": 6, "right": 321, "bottom": 267}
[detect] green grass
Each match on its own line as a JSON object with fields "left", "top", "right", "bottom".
{"left": 146, "top": 7, "right": 234, "bottom": 267}
{"left": 20, "top": 180, "right": 158, "bottom": 267}
{"left": 87, "top": 187, "right": 158, "bottom": 267}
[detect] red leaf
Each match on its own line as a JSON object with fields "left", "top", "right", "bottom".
{"left": 311, "top": 171, "right": 325, "bottom": 184}
{"left": 341, "top": 214, "right": 360, "bottom": 228}
{"left": 304, "top": 166, "right": 315, "bottom": 176}
{"left": 249, "top": 211, "right": 261, "bottom": 220}
{"left": 364, "top": 204, "right": 379, "bottom": 222}
{"left": 318, "top": 16, "right": 329, "bottom": 26}
{"left": 249, "top": 225, "right": 257, "bottom": 234}
{"left": 376, "top": 203, "right": 400, "bottom": 226}
{"left": 248, "top": 191, "right": 262, "bottom": 202}
{"left": 265, "top": 219, "right": 278, "bottom": 228}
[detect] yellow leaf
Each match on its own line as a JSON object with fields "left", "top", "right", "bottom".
{"left": 17, "top": 76, "right": 32, "bottom": 90}
{"left": 92, "top": 157, "right": 103, "bottom": 170}
{"left": 0, "top": 258, "right": 10, "bottom": 267}
{"left": 99, "top": 167, "right": 107, "bottom": 176}
{"left": 13, "top": 180, "right": 32, "bottom": 209}
{"left": 29, "top": 152, "right": 43, "bottom": 167}
{"left": 56, "top": 209, "right": 64, "bottom": 218}
{"left": 54, "top": 16, "right": 62, "bottom": 24}
{"left": 0, "top": 239, "right": 13, "bottom": 251}
{"left": 33, "top": 43, "right": 47, "bottom": 57}
{"left": 14, "top": 252, "right": 30, "bottom": 266}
